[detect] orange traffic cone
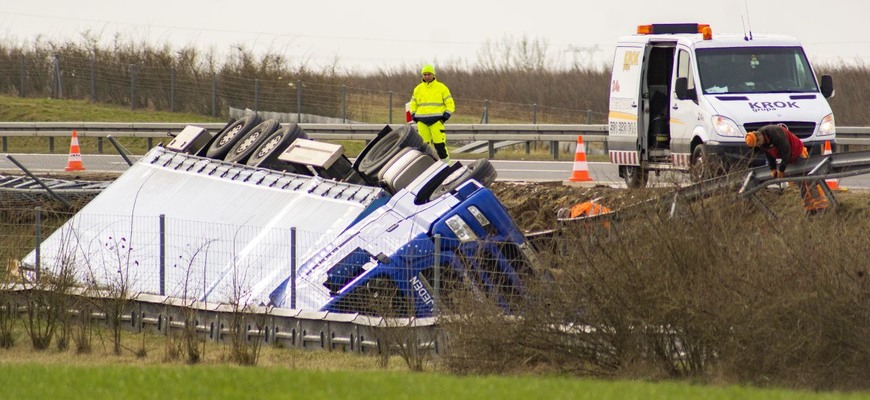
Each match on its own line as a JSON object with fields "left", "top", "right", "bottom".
{"left": 65, "top": 130, "right": 86, "bottom": 172}
{"left": 822, "top": 141, "right": 839, "bottom": 191}
{"left": 568, "top": 135, "right": 593, "bottom": 182}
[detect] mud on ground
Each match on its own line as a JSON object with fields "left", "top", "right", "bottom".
{"left": 489, "top": 182, "right": 669, "bottom": 233}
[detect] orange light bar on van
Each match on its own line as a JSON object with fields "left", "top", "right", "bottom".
{"left": 637, "top": 23, "right": 713, "bottom": 40}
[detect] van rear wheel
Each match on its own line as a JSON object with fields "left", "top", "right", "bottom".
{"left": 621, "top": 165, "right": 648, "bottom": 189}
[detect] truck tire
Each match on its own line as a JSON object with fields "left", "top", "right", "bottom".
{"left": 621, "top": 165, "right": 648, "bottom": 189}
{"left": 246, "top": 123, "right": 309, "bottom": 173}
{"left": 428, "top": 158, "right": 497, "bottom": 201}
{"left": 378, "top": 147, "right": 437, "bottom": 193}
{"left": 205, "top": 114, "right": 262, "bottom": 160}
{"left": 357, "top": 125, "right": 426, "bottom": 181}
{"left": 223, "top": 119, "right": 280, "bottom": 164}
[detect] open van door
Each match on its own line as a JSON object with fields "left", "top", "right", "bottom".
{"left": 608, "top": 43, "right": 648, "bottom": 188}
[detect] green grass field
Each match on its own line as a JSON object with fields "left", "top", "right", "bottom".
{"left": 1, "top": 361, "right": 866, "bottom": 400}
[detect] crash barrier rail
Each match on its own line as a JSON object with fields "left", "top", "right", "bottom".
{"left": 551, "top": 150, "right": 870, "bottom": 231}
{"left": 0, "top": 285, "right": 442, "bottom": 355}
{"left": 2, "top": 123, "right": 868, "bottom": 160}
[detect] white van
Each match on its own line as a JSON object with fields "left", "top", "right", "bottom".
{"left": 607, "top": 23, "right": 835, "bottom": 188}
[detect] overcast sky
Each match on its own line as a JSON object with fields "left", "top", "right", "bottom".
{"left": 1, "top": 0, "right": 867, "bottom": 73}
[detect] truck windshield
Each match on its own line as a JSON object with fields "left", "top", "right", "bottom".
{"left": 696, "top": 46, "right": 819, "bottom": 94}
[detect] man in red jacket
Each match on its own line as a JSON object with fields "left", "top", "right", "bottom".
{"left": 744, "top": 123, "right": 808, "bottom": 178}
{"left": 745, "top": 124, "right": 827, "bottom": 214}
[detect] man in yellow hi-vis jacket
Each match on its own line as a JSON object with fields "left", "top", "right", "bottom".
{"left": 410, "top": 64, "right": 455, "bottom": 162}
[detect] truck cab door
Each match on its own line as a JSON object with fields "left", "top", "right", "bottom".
{"left": 670, "top": 47, "right": 702, "bottom": 160}
{"left": 608, "top": 44, "right": 647, "bottom": 165}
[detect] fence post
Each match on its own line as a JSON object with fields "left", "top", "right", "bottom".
{"left": 296, "top": 79, "right": 302, "bottom": 123}
{"left": 254, "top": 78, "right": 259, "bottom": 113}
{"left": 586, "top": 109, "right": 592, "bottom": 124}
{"left": 90, "top": 56, "right": 96, "bottom": 104}
{"left": 211, "top": 74, "right": 217, "bottom": 118}
{"left": 388, "top": 91, "right": 393, "bottom": 124}
{"left": 532, "top": 103, "right": 537, "bottom": 124}
{"left": 170, "top": 66, "right": 176, "bottom": 112}
{"left": 34, "top": 206, "right": 42, "bottom": 280}
{"left": 433, "top": 234, "right": 440, "bottom": 313}
{"left": 19, "top": 56, "right": 25, "bottom": 98}
{"left": 159, "top": 214, "right": 165, "bottom": 296}
{"left": 129, "top": 64, "right": 137, "bottom": 110}
{"left": 290, "top": 227, "right": 297, "bottom": 310}
{"left": 482, "top": 99, "right": 489, "bottom": 124}
{"left": 341, "top": 84, "right": 347, "bottom": 123}
{"left": 53, "top": 55, "right": 62, "bottom": 99}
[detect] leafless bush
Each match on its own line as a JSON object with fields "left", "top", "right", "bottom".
{"left": 71, "top": 300, "right": 94, "bottom": 354}
{"left": 0, "top": 291, "right": 17, "bottom": 349}
{"left": 164, "top": 242, "right": 213, "bottom": 364}
{"left": 442, "top": 190, "right": 870, "bottom": 390}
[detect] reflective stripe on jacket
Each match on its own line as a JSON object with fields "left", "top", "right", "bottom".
{"left": 410, "top": 79, "right": 455, "bottom": 122}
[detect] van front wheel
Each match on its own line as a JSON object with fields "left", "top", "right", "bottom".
{"left": 690, "top": 144, "right": 724, "bottom": 181}
{"left": 621, "top": 165, "right": 648, "bottom": 189}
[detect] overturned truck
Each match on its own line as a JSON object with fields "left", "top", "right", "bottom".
{"left": 21, "top": 115, "right": 540, "bottom": 317}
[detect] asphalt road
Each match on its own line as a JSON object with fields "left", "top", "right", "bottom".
{"left": 1, "top": 153, "right": 868, "bottom": 189}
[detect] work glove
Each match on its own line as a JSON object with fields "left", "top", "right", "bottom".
{"left": 441, "top": 112, "right": 451, "bottom": 123}
{"left": 411, "top": 114, "right": 419, "bottom": 123}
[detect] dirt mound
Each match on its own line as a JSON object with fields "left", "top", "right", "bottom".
{"left": 490, "top": 182, "right": 665, "bottom": 232}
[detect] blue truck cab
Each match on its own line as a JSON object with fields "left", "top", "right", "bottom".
{"left": 268, "top": 161, "right": 539, "bottom": 317}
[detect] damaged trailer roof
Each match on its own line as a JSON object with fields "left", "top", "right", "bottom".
{"left": 22, "top": 147, "right": 387, "bottom": 304}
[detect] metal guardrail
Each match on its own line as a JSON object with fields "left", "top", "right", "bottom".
{"left": 0, "top": 122, "right": 867, "bottom": 156}
{"left": 0, "top": 285, "right": 442, "bottom": 355}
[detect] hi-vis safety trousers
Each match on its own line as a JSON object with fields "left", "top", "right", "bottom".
{"left": 416, "top": 121, "right": 449, "bottom": 160}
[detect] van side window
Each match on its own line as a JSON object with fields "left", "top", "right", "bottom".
{"left": 676, "top": 49, "right": 697, "bottom": 101}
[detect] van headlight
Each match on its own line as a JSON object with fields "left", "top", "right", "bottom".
{"left": 445, "top": 215, "right": 478, "bottom": 242}
{"left": 711, "top": 115, "right": 742, "bottom": 137}
{"left": 818, "top": 114, "right": 835, "bottom": 136}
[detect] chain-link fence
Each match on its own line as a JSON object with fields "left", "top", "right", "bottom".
{"left": 2, "top": 209, "right": 538, "bottom": 318}
{"left": 0, "top": 52, "right": 607, "bottom": 125}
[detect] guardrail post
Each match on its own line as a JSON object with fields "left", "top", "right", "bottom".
{"left": 341, "top": 85, "right": 347, "bottom": 123}
{"left": 129, "top": 64, "right": 137, "bottom": 110}
{"left": 170, "top": 66, "right": 176, "bottom": 112}
{"left": 551, "top": 141, "right": 558, "bottom": 160}
{"left": 159, "top": 214, "right": 165, "bottom": 296}
{"left": 49, "top": 137, "right": 54, "bottom": 153}
{"left": 525, "top": 142, "right": 531, "bottom": 155}
{"left": 90, "top": 56, "right": 96, "bottom": 104}
{"left": 296, "top": 80, "right": 302, "bottom": 123}
{"left": 19, "top": 57, "right": 25, "bottom": 98}
{"left": 97, "top": 137, "right": 103, "bottom": 154}
{"left": 488, "top": 141, "right": 495, "bottom": 158}
{"left": 290, "top": 227, "right": 297, "bottom": 309}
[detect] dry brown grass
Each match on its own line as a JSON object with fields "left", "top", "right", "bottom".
{"left": 442, "top": 186, "right": 870, "bottom": 391}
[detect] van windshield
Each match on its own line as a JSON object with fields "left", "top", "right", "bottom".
{"left": 696, "top": 47, "right": 819, "bottom": 94}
